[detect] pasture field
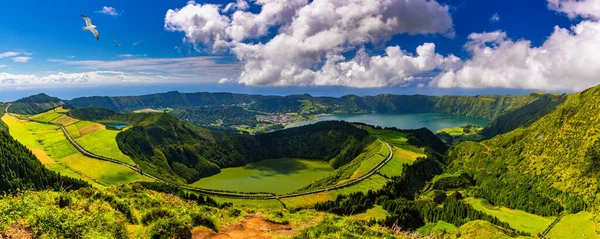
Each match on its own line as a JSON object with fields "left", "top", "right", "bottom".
{"left": 29, "top": 108, "right": 64, "bottom": 122}
{"left": 60, "top": 153, "right": 152, "bottom": 185}
{"left": 349, "top": 205, "right": 390, "bottom": 221}
{"left": 2, "top": 114, "right": 152, "bottom": 187}
{"left": 417, "top": 220, "right": 457, "bottom": 235}
{"left": 190, "top": 158, "right": 335, "bottom": 194}
{"left": 51, "top": 115, "right": 79, "bottom": 126}
{"left": 546, "top": 211, "right": 598, "bottom": 239}
{"left": 463, "top": 197, "right": 553, "bottom": 235}
{"left": 378, "top": 155, "right": 413, "bottom": 178}
{"left": 281, "top": 174, "right": 389, "bottom": 210}
{"left": 351, "top": 140, "right": 388, "bottom": 178}
{"left": 73, "top": 128, "right": 136, "bottom": 165}
{"left": 280, "top": 192, "right": 335, "bottom": 210}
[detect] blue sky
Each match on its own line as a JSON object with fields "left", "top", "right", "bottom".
{"left": 1, "top": 0, "right": 599, "bottom": 101}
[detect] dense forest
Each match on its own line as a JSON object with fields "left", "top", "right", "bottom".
{"left": 0, "top": 130, "right": 89, "bottom": 193}
{"left": 0, "top": 104, "right": 8, "bottom": 132}
{"left": 116, "top": 115, "right": 373, "bottom": 183}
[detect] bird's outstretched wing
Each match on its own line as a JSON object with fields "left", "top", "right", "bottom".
{"left": 90, "top": 28, "right": 100, "bottom": 40}
{"left": 81, "top": 14, "right": 92, "bottom": 27}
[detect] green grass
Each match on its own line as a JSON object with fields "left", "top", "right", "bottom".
{"left": 190, "top": 158, "right": 335, "bottom": 194}
{"left": 378, "top": 155, "right": 413, "bottom": 178}
{"left": 546, "top": 211, "right": 598, "bottom": 239}
{"left": 2, "top": 114, "right": 152, "bottom": 187}
{"left": 417, "top": 220, "right": 457, "bottom": 235}
{"left": 281, "top": 174, "right": 389, "bottom": 210}
{"left": 349, "top": 205, "right": 390, "bottom": 221}
{"left": 73, "top": 127, "right": 136, "bottom": 165}
{"left": 29, "top": 109, "right": 64, "bottom": 122}
{"left": 59, "top": 153, "right": 153, "bottom": 186}
{"left": 353, "top": 140, "right": 387, "bottom": 177}
{"left": 463, "top": 197, "right": 554, "bottom": 235}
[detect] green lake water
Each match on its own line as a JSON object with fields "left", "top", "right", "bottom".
{"left": 286, "top": 113, "right": 490, "bottom": 132}
{"left": 190, "top": 158, "right": 334, "bottom": 194}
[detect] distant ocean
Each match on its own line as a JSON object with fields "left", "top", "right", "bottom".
{"left": 0, "top": 83, "right": 544, "bottom": 102}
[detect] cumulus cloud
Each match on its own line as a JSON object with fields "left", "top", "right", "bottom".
{"left": 12, "top": 57, "right": 31, "bottom": 63}
{"left": 164, "top": 3, "right": 230, "bottom": 50}
{"left": 165, "top": 0, "right": 454, "bottom": 87}
{"left": 431, "top": 20, "right": 600, "bottom": 91}
{"left": 96, "top": 6, "right": 121, "bottom": 16}
{"left": 490, "top": 13, "right": 500, "bottom": 22}
{"left": 548, "top": 0, "right": 600, "bottom": 19}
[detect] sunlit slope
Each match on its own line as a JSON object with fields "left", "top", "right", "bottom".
{"left": 28, "top": 108, "right": 136, "bottom": 165}
{"left": 450, "top": 85, "right": 600, "bottom": 204}
{"left": 1, "top": 114, "right": 152, "bottom": 187}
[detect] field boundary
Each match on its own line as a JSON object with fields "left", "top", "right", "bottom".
{"left": 5, "top": 104, "right": 394, "bottom": 199}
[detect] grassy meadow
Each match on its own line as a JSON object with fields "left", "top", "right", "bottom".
{"left": 1, "top": 114, "right": 152, "bottom": 187}
{"left": 349, "top": 205, "right": 390, "bottom": 221}
{"left": 417, "top": 220, "right": 457, "bottom": 235}
{"left": 463, "top": 197, "right": 554, "bottom": 235}
{"left": 190, "top": 158, "right": 335, "bottom": 194}
{"left": 546, "top": 211, "right": 598, "bottom": 238}
{"left": 28, "top": 109, "right": 136, "bottom": 165}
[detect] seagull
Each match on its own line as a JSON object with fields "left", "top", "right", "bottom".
{"left": 81, "top": 14, "right": 99, "bottom": 41}
{"left": 113, "top": 40, "right": 122, "bottom": 47}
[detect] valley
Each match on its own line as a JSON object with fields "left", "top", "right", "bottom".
{"left": 0, "top": 89, "right": 598, "bottom": 238}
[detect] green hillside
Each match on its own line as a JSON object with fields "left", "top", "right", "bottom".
{"left": 481, "top": 93, "right": 567, "bottom": 137}
{"left": 66, "top": 91, "right": 537, "bottom": 120}
{"left": 448, "top": 86, "right": 600, "bottom": 212}
{"left": 117, "top": 115, "right": 373, "bottom": 183}
{"left": 8, "top": 93, "right": 64, "bottom": 115}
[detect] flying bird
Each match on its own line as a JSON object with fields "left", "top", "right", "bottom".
{"left": 81, "top": 14, "right": 99, "bottom": 41}
{"left": 113, "top": 40, "right": 122, "bottom": 47}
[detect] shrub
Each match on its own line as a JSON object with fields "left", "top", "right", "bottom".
{"left": 142, "top": 208, "right": 174, "bottom": 225}
{"left": 149, "top": 218, "right": 192, "bottom": 239}
{"left": 191, "top": 213, "right": 217, "bottom": 231}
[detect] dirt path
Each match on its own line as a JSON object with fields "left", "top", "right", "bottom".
{"left": 192, "top": 214, "right": 298, "bottom": 239}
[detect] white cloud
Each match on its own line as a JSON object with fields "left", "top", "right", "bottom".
{"left": 0, "top": 65, "right": 7, "bottom": 68}
{"left": 223, "top": 0, "right": 250, "bottom": 13}
{"left": 490, "top": 13, "right": 500, "bottom": 22}
{"left": 164, "top": 3, "right": 230, "bottom": 50}
{"left": 548, "top": 0, "right": 600, "bottom": 19}
{"left": 431, "top": 20, "right": 600, "bottom": 91}
{"left": 132, "top": 40, "right": 142, "bottom": 47}
{"left": 0, "top": 52, "right": 20, "bottom": 59}
{"left": 12, "top": 57, "right": 31, "bottom": 63}
{"left": 96, "top": 6, "right": 121, "bottom": 16}
{"left": 165, "top": 0, "right": 454, "bottom": 87}
{"left": 118, "top": 54, "right": 148, "bottom": 58}
{"left": 47, "top": 59, "right": 66, "bottom": 62}
{"left": 0, "top": 71, "right": 170, "bottom": 85}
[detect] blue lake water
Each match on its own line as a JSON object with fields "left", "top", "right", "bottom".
{"left": 286, "top": 113, "right": 490, "bottom": 132}
{"left": 103, "top": 123, "right": 128, "bottom": 130}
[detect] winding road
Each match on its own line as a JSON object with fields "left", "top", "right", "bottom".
{"left": 4, "top": 104, "right": 394, "bottom": 199}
